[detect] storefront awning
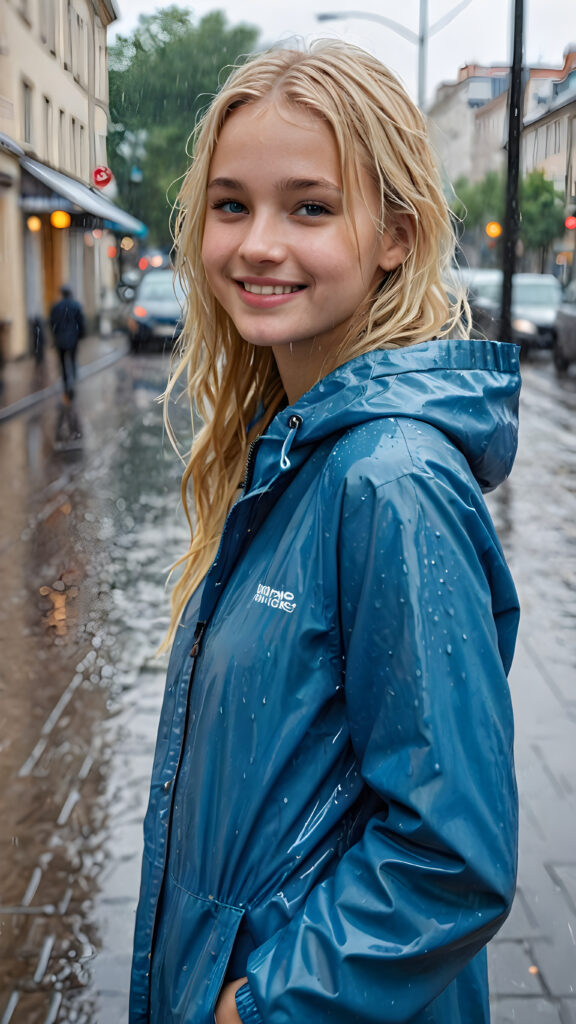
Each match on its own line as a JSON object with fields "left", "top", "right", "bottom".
{"left": 20, "top": 156, "right": 147, "bottom": 237}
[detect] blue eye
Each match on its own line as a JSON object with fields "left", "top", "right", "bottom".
{"left": 213, "top": 200, "right": 246, "bottom": 214}
{"left": 296, "top": 203, "right": 328, "bottom": 217}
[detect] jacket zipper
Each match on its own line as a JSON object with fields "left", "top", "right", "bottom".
{"left": 241, "top": 436, "right": 261, "bottom": 493}
{"left": 189, "top": 619, "right": 207, "bottom": 658}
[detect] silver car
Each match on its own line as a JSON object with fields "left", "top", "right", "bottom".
{"left": 553, "top": 279, "right": 576, "bottom": 373}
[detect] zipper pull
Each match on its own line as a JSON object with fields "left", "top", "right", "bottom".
{"left": 190, "top": 620, "right": 206, "bottom": 658}
{"left": 280, "top": 414, "right": 303, "bottom": 470}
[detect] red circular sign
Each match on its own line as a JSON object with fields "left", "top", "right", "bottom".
{"left": 93, "top": 165, "right": 113, "bottom": 188}
{"left": 565, "top": 215, "right": 576, "bottom": 231}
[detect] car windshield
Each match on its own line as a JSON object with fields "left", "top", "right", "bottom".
{"left": 469, "top": 276, "right": 562, "bottom": 307}
{"left": 512, "top": 279, "right": 562, "bottom": 306}
{"left": 473, "top": 281, "right": 502, "bottom": 303}
{"left": 138, "top": 272, "right": 185, "bottom": 303}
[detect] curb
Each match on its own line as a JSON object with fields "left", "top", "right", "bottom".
{"left": 0, "top": 346, "right": 127, "bottom": 424}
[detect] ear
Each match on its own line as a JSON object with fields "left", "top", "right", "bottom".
{"left": 377, "top": 214, "right": 413, "bottom": 272}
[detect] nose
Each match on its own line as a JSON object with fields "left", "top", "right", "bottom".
{"left": 238, "top": 211, "right": 286, "bottom": 264}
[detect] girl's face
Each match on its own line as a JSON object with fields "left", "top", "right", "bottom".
{"left": 202, "top": 99, "right": 405, "bottom": 399}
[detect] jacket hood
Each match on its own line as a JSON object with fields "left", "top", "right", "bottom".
{"left": 258, "top": 339, "right": 520, "bottom": 493}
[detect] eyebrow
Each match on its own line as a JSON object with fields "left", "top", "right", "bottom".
{"left": 207, "top": 176, "right": 342, "bottom": 194}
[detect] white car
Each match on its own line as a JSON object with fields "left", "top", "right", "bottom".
{"left": 553, "top": 279, "right": 576, "bottom": 373}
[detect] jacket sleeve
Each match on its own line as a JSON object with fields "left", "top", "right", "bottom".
{"left": 236, "top": 458, "right": 519, "bottom": 1024}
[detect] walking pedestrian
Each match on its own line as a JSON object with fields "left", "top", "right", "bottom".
{"left": 130, "top": 42, "right": 521, "bottom": 1024}
{"left": 49, "top": 285, "right": 85, "bottom": 399}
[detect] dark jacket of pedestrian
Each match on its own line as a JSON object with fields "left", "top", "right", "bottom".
{"left": 129, "top": 339, "right": 520, "bottom": 1024}
{"left": 50, "top": 289, "right": 85, "bottom": 351}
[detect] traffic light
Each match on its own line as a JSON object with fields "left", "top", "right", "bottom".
{"left": 485, "top": 221, "right": 502, "bottom": 239}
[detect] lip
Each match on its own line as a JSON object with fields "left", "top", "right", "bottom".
{"left": 234, "top": 279, "right": 306, "bottom": 309}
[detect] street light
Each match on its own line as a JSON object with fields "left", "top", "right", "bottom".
{"left": 317, "top": 1, "right": 472, "bottom": 110}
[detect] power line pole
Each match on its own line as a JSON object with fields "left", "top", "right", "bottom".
{"left": 500, "top": 0, "right": 525, "bottom": 342}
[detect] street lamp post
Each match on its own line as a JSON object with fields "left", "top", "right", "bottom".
{"left": 317, "top": 0, "right": 472, "bottom": 110}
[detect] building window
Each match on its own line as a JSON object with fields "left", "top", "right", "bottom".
{"left": 43, "top": 96, "right": 53, "bottom": 163}
{"left": 545, "top": 123, "right": 552, "bottom": 158}
{"left": 58, "top": 109, "right": 66, "bottom": 169}
{"left": 18, "top": 0, "right": 31, "bottom": 25}
{"left": 79, "top": 123, "right": 85, "bottom": 178}
{"left": 22, "top": 80, "right": 32, "bottom": 145}
{"left": 71, "top": 116, "right": 77, "bottom": 174}
{"left": 44, "top": 0, "right": 56, "bottom": 54}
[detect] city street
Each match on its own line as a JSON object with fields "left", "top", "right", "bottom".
{"left": 0, "top": 346, "right": 574, "bottom": 1023}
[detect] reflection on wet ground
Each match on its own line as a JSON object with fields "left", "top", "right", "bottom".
{"left": 0, "top": 355, "right": 190, "bottom": 1022}
{"left": 487, "top": 360, "right": 576, "bottom": 686}
{"left": 0, "top": 353, "right": 574, "bottom": 1022}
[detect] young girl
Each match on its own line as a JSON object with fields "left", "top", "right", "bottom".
{"left": 129, "top": 42, "right": 520, "bottom": 1024}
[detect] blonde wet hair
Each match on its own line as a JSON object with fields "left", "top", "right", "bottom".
{"left": 162, "top": 40, "right": 469, "bottom": 648}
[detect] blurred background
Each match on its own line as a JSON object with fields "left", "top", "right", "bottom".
{"left": 0, "top": 3, "right": 575, "bottom": 1023}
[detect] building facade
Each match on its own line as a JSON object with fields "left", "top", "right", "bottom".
{"left": 428, "top": 47, "right": 576, "bottom": 275}
{"left": 427, "top": 64, "right": 510, "bottom": 185}
{"left": 0, "top": 0, "right": 145, "bottom": 361}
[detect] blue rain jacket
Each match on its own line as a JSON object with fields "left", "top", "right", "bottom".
{"left": 130, "top": 339, "right": 520, "bottom": 1024}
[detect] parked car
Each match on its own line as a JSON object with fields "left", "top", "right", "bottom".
{"left": 125, "top": 269, "right": 185, "bottom": 352}
{"left": 455, "top": 268, "right": 503, "bottom": 339}
{"left": 457, "top": 269, "right": 563, "bottom": 354}
{"left": 553, "top": 278, "right": 576, "bottom": 373}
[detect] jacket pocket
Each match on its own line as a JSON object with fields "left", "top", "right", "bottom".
{"left": 150, "top": 878, "right": 245, "bottom": 1024}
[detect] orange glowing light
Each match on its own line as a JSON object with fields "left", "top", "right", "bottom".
{"left": 27, "top": 216, "right": 42, "bottom": 232}
{"left": 107, "top": 245, "right": 117, "bottom": 259}
{"left": 133, "top": 305, "right": 148, "bottom": 318}
{"left": 50, "top": 210, "right": 71, "bottom": 229}
{"left": 485, "top": 221, "right": 502, "bottom": 239}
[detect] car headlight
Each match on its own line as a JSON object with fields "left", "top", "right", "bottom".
{"left": 513, "top": 318, "right": 537, "bottom": 335}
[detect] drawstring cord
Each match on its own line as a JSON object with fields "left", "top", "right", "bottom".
{"left": 280, "top": 414, "right": 303, "bottom": 470}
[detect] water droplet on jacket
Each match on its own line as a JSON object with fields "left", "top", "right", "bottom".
{"left": 262, "top": 696, "right": 267, "bottom": 704}
{"left": 462, "top": 633, "right": 468, "bottom": 640}
{"left": 283, "top": 797, "right": 288, "bottom": 804}
{"left": 446, "top": 644, "right": 452, "bottom": 654}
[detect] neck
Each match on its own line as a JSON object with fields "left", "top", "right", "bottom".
{"left": 272, "top": 338, "right": 332, "bottom": 404}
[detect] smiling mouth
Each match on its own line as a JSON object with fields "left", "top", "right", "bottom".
{"left": 240, "top": 282, "right": 305, "bottom": 295}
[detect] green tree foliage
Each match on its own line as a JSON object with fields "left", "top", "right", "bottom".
{"left": 452, "top": 168, "right": 565, "bottom": 270}
{"left": 108, "top": 6, "right": 259, "bottom": 246}
{"left": 452, "top": 171, "right": 506, "bottom": 231}
{"left": 518, "top": 170, "right": 565, "bottom": 271}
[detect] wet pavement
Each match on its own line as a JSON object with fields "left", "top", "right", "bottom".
{"left": 0, "top": 346, "right": 574, "bottom": 1023}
